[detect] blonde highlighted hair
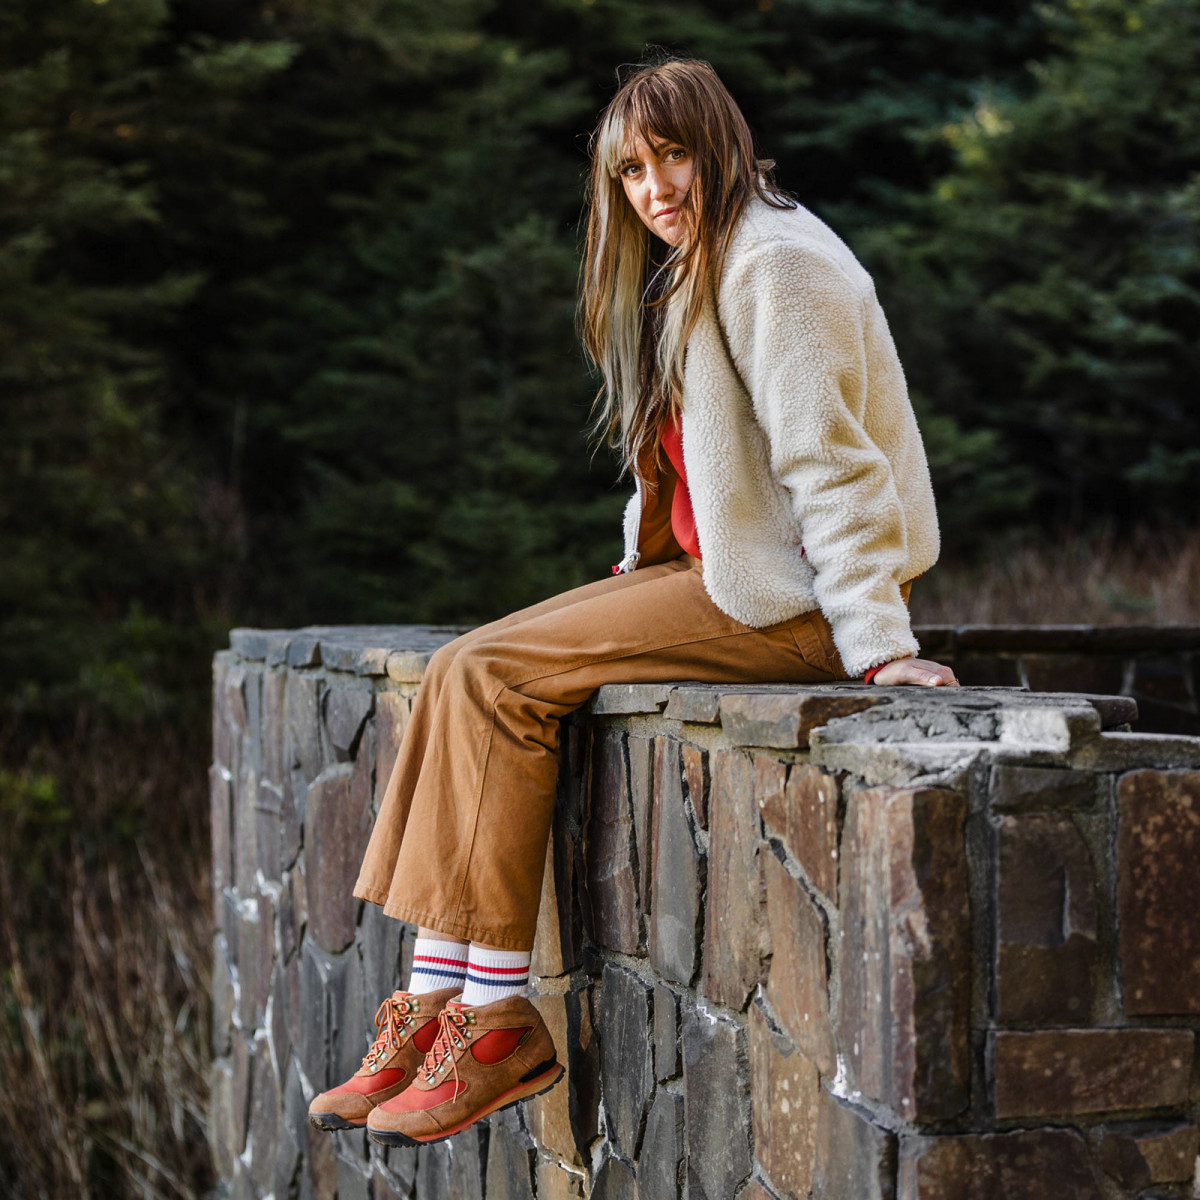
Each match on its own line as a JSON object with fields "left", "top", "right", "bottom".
{"left": 578, "top": 53, "right": 796, "bottom": 484}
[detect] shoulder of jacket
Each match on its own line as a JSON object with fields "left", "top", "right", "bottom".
{"left": 721, "top": 195, "right": 873, "bottom": 298}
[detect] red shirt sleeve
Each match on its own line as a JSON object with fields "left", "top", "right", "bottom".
{"left": 862, "top": 660, "right": 888, "bottom": 685}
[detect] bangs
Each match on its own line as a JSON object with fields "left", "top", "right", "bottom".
{"left": 599, "top": 82, "right": 694, "bottom": 178}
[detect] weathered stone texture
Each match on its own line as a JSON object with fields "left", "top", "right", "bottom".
{"left": 989, "top": 764, "right": 1097, "bottom": 811}
{"left": 762, "top": 850, "right": 835, "bottom": 1074}
{"left": 483, "top": 1109, "right": 536, "bottom": 1200}
{"left": 649, "top": 737, "right": 702, "bottom": 986}
{"left": 325, "top": 682, "right": 374, "bottom": 760}
{"left": 704, "top": 749, "right": 766, "bottom": 1010}
{"left": 993, "top": 1029, "right": 1194, "bottom": 1118}
{"left": 535, "top": 1161, "right": 588, "bottom": 1200}
{"left": 1098, "top": 1122, "right": 1199, "bottom": 1188}
{"left": 583, "top": 731, "right": 641, "bottom": 955}
{"left": 246, "top": 1036, "right": 280, "bottom": 1195}
{"left": 534, "top": 719, "right": 586, "bottom": 978}
{"left": 525, "top": 989, "right": 600, "bottom": 1169}
{"left": 237, "top": 891, "right": 274, "bottom": 1031}
{"left": 682, "top": 1002, "right": 752, "bottom": 1200}
{"left": 720, "top": 691, "right": 877, "bottom": 750}
{"left": 597, "top": 962, "right": 654, "bottom": 1160}
{"left": 284, "top": 670, "right": 324, "bottom": 784}
{"left": 423, "top": 1128, "right": 488, "bottom": 1200}
{"left": 260, "top": 666, "right": 286, "bottom": 785}
{"left": 996, "top": 814, "right": 1097, "bottom": 1023}
{"left": 680, "top": 741, "right": 708, "bottom": 830}
{"left": 628, "top": 733, "right": 656, "bottom": 907}
{"left": 839, "top": 785, "right": 971, "bottom": 1121}
{"left": 532, "top": 799, "right": 580, "bottom": 979}
{"left": 812, "top": 1089, "right": 896, "bottom": 1200}
{"left": 372, "top": 690, "right": 409, "bottom": 811}
{"left": 1117, "top": 769, "right": 1200, "bottom": 1014}
{"left": 304, "top": 755, "right": 373, "bottom": 954}
{"left": 758, "top": 760, "right": 840, "bottom": 903}
{"left": 748, "top": 1000, "right": 819, "bottom": 1199}
{"left": 898, "top": 1129, "right": 1099, "bottom": 1199}
{"left": 211, "top": 765, "right": 233, "bottom": 896}
{"left": 637, "top": 1087, "right": 683, "bottom": 1200}
{"left": 592, "top": 1156, "right": 638, "bottom": 1200}
{"left": 653, "top": 982, "right": 680, "bottom": 1082}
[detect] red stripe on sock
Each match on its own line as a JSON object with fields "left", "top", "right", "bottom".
{"left": 413, "top": 954, "right": 469, "bottom": 967}
{"left": 469, "top": 963, "right": 530, "bottom": 975}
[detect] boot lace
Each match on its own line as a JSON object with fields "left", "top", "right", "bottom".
{"left": 420, "top": 1004, "right": 474, "bottom": 1093}
{"left": 361, "top": 993, "right": 418, "bottom": 1071}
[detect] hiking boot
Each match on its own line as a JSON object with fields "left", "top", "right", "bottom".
{"left": 366, "top": 993, "right": 564, "bottom": 1145}
{"left": 308, "top": 986, "right": 463, "bottom": 1130}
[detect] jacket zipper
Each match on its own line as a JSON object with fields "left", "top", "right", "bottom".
{"left": 612, "top": 475, "right": 644, "bottom": 574}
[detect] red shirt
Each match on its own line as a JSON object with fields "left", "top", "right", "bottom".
{"left": 660, "top": 411, "right": 702, "bottom": 560}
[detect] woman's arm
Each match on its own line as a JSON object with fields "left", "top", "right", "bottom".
{"left": 722, "top": 239, "right": 927, "bottom": 679}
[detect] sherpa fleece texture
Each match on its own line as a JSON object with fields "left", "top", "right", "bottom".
{"left": 617, "top": 194, "right": 941, "bottom": 679}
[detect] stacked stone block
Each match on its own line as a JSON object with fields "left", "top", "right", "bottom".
{"left": 212, "top": 625, "right": 1200, "bottom": 1199}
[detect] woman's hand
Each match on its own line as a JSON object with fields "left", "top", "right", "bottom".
{"left": 871, "top": 655, "right": 959, "bottom": 687}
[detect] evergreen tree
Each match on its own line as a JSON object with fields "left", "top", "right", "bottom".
{"left": 875, "top": 0, "right": 1200, "bottom": 539}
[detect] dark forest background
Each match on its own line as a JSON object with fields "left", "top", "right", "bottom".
{"left": 2, "top": 0, "right": 1199, "bottom": 1194}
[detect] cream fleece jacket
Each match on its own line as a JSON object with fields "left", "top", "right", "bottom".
{"left": 615, "top": 193, "right": 941, "bottom": 679}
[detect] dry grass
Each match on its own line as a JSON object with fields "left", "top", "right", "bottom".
{"left": 0, "top": 719, "right": 213, "bottom": 1200}
{"left": 909, "top": 519, "right": 1200, "bottom": 627}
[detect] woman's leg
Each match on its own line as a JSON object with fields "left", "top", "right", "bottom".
{"left": 356, "top": 557, "right": 860, "bottom": 952}
{"left": 352, "top": 555, "right": 692, "bottom": 927}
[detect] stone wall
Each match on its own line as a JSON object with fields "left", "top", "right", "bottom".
{"left": 210, "top": 624, "right": 1200, "bottom": 1200}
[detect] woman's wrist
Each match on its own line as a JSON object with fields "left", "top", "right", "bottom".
{"left": 862, "top": 654, "right": 914, "bottom": 684}
{"left": 862, "top": 660, "right": 889, "bottom": 685}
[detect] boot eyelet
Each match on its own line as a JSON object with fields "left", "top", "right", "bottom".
{"left": 465, "top": 1030, "right": 472, "bottom": 1038}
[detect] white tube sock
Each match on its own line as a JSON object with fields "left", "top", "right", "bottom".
{"left": 406, "top": 936, "right": 469, "bottom": 995}
{"left": 460, "top": 945, "right": 532, "bottom": 1006}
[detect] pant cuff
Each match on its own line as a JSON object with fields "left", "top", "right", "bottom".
{"left": 352, "top": 882, "right": 535, "bottom": 953}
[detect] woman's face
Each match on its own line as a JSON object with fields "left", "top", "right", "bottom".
{"left": 618, "top": 133, "right": 695, "bottom": 247}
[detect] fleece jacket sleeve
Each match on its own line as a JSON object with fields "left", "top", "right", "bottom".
{"left": 722, "top": 240, "right": 920, "bottom": 678}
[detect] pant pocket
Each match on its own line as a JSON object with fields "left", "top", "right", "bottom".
{"left": 787, "top": 618, "right": 839, "bottom": 680}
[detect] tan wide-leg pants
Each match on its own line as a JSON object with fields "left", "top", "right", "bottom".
{"left": 354, "top": 455, "right": 913, "bottom": 950}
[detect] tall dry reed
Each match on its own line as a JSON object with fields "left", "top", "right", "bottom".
{"left": 909, "top": 519, "right": 1200, "bottom": 627}
{"left": 0, "top": 718, "right": 212, "bottom": 1200}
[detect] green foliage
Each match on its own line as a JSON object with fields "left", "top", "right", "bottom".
{"left": 0, "top": 767, "right": 69, "bottom": 890}
{"left": 870, "top": 0, "right": 1200, "bottom": 538}
{"left": 2, "top": 0, "right": 1198, "bottom": 716}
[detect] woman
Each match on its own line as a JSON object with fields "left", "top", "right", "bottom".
{"left": 308, "top": 54, "right": 958, "bottom": 1147}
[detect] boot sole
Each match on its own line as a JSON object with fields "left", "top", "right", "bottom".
{"left": 308, "top": 1112, "right": 367, "bottom": 1131}
{"left": 367, "top": 1060, "right": 566, "bottom": 1146}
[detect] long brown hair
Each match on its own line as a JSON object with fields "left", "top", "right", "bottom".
{"left": 577, "top": 53, "right": 797, "bottom": 483}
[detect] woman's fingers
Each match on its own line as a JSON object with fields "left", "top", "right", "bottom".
{"left": 873, "top": 657, "right": 960, "bottom": 687}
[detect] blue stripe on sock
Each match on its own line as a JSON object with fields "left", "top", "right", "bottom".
{"left": 410, "top": 966, "right": 468, "bottom": 982}
{"left": 465, "top": 970, "right": 528, "bottom": 987}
